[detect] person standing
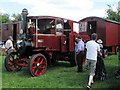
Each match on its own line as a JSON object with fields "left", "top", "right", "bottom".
{"left": 97, "top": 39, "right": 105, "bottom": 58}
{"left": 75, "top": 37, "right": 85, "bottom": 72}
{"left": 85, "top": 33, "right": 101, "bottom": 89}
{"left": 5, "top": 36, "right": 14, "bottom": 54}
{"left": 97, "top": 39, "right": 103, "bottom": 49}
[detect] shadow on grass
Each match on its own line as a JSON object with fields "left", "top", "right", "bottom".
{"left": 92, "top": 60, "right": 120, "bottom": 89}
{"left": 2, "top": 60, "right": 74, "bottom": 77}
{"left": 105, "top": 65, "right": 120, "bottom": 88}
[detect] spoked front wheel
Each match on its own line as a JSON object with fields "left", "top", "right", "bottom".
{"left": 29, "top": 53, "right": 47, "bottom": 77}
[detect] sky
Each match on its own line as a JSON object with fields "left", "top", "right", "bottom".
{"left": 0, "top": 0, "right": 120, "bottom": 21}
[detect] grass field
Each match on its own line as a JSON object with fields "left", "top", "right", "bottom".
{"left": 1, "top": 55, "right": 120, "bottom": 89}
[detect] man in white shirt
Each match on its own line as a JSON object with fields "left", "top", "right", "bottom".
{"left": 5, "top": 36, "right": 14, "bottom": 54}
{"left": 86, "top": 33, "right": 101, "bottom": 89}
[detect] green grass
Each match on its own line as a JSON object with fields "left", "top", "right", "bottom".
{"left": 1, "top": 55, "right": 120, "bottom": 89}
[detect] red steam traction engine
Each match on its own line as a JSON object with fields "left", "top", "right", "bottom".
{"left": 4, "top": 8, "right": 81, "bottom": 76}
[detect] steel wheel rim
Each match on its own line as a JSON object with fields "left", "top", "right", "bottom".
{"left": 31, "top": 54, "right": 47, "bottom": 76}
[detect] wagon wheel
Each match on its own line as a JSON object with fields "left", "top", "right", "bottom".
{"left": 29, "top": 54, "right": 47, "bottom": 77}
{"left": 4, "top": 52, "right": 22, "bottom": 72}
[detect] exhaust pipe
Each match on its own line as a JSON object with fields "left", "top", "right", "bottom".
{"left": 21, "top": 8, "right": 28, "bottom": 36}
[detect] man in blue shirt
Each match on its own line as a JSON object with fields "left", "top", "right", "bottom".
{"left": 75, "top": 37, "right": 85, "bottom": 72}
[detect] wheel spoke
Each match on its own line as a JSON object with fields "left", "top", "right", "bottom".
{"left": 40, "top": 65, "right": 46, "bottom": 69}
{"left": 39, "top": 58, "right": 44, "bottom": 64}
{"left": 40, "top": 60, "right": 46, "bottom": 69}
{"left": 37, "top": 57, "right": 41, "bottom": 63}
{"left": 32, "top": 61, "right": 38, "bottom": 64}
{"left": 38, "top": 69, "right": 42, "bottom": 76}
{"left": 7, "top": 58, "right": 14, "bottom": 65}
{"left": 34, "top": 68, "right": 39, "bottom": 76}
{"left": 32, "top": 64, "right": 37, "bottom": 69}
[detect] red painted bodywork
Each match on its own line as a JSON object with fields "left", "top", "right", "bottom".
{"left": 27, "top": 16, "right": 79, "bottom": 53}
{"left": 79, "top": 16, "right": 120, "bottom": 52}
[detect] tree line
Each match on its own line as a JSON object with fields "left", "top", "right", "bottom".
{"left": 0, "top": 13, "right": 22, "bottom": 23}
{"left": 0, "top": 5, "right": 120, "bottom": 23}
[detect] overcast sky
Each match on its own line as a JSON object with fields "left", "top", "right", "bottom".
{"left": 0, "top": 0, "right": 119, "bottom": 21}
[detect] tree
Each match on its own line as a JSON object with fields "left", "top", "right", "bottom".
{"left": 11, "top": 13, "right": 22, "bottom": 21}
{"left": 0, "top": 13, "right": 22, "bottom": 23}
{"left": 106, "top": 5, "right": 120, "bottom": 22}
{"left": 0, "top": 13, "right": 10, "bottom": 23}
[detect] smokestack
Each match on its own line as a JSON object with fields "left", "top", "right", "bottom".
{"left": 21, "top": 8, "right": 28, "bottom": 35}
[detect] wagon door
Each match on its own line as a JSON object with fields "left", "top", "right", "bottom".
{"left": 87, "top": 21, "right": 97, "bottom": 34}
{"left": 61, "top": 35, "right": 67, "bottom": 52}
{"left": 13, "top": 24, "right": 17, "bottom": 42}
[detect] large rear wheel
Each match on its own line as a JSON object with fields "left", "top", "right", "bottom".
{"left": 29, "top": 53, "right": 47, "bottom": 77}
{"left": 4, "top": 52, "right": 22, "bottom": 72}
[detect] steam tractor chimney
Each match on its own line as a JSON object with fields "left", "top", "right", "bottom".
{"left": 21, "top": 8, "right": 28, "bottom": 35}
